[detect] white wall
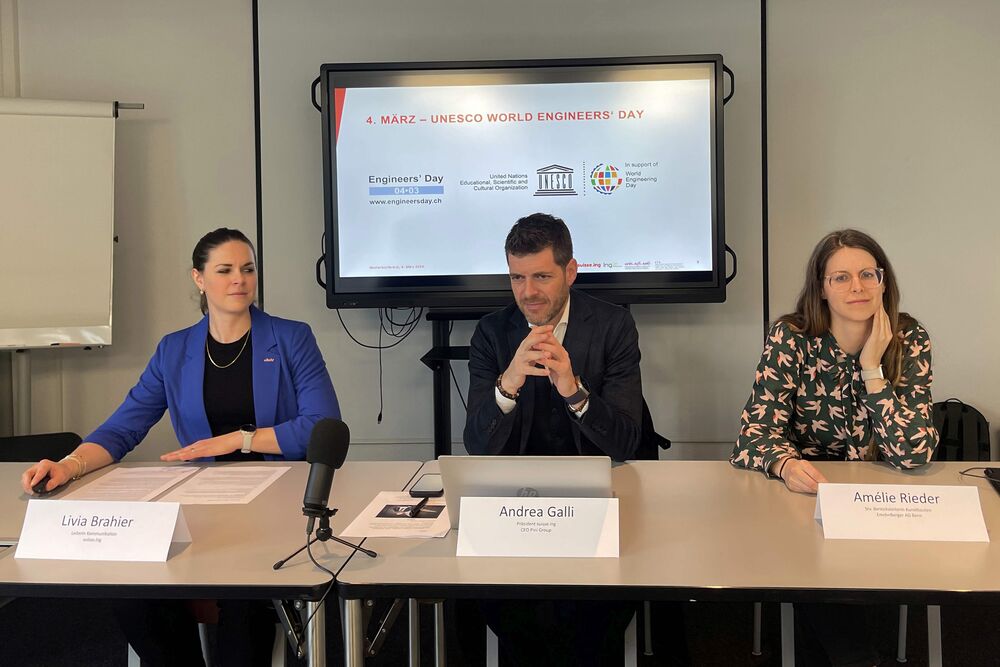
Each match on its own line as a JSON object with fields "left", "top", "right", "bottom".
{"left": 6, "top": 1, "right": 992, "bottom": 462}
{"left": 257, "top": 0, "right": 764, "bottom": 461}
{"left": 4, "top": 0, "right": 255, "bottom": 457}
{"left": 768, "top": 0, "right": 1000, "bottom": 449}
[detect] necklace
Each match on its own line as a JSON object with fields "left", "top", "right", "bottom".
{"left": 206, "top": 327, "right": 251, "bottom": 369}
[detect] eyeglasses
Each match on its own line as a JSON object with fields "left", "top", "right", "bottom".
{"left": 824, "top": 267, "right": 884, "bottom": 292}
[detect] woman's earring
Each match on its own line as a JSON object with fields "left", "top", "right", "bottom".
{"left": 199, "top": 290, "right": 204, "bottom": 295}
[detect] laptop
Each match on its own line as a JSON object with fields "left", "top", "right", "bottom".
{"left": 439, "top": 455, "right": 612, "bottom": 529}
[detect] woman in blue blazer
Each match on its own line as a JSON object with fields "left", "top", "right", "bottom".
{"left": 23, "top": 227, "right": 339, "bottom": 489}
{"left": 21, "top": 227, "right": 339, "bottom": 666}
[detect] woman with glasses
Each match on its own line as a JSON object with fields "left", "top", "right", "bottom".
{"left": 731, "top": 229, "right": 938, "bottom": 666}
{"left": 731, "top": 228, "right": 938, "bottom": 491}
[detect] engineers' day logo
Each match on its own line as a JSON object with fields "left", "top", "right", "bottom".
{"left": 590, "top": 163, "right": 622, "bottom": 194}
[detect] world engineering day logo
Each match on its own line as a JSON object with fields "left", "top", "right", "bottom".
{"left": 590, "top": 163, "right": 623, "bottom": 194}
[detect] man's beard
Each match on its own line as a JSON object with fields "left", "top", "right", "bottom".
{"left": 519, "top": 291, "right": 568, "bottom": 327}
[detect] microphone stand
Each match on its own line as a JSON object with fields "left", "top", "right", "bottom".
{"left": 274, "top": 507, "right": 377, "bottom": 570}
{"left": 272, "top": 508, "right": 377, "bottom": 659}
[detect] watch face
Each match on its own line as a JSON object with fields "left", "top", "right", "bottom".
{"left": 241, "top": 424, "right": 256, "bottom": 434}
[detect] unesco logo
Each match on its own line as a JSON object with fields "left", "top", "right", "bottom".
{"left": 590, "top": 163, "right": 623, "bottom": 194}
{"left": 534, "top": 164, "right": 577, "bottom": 196}
{"left": 516, "top": 487, "right": 540, "bottom": 497}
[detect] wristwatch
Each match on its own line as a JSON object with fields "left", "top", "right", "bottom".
{"left": 239, "top": 424, "right": 257, "bottom": 454}
{"left": 563, "top": 378, "right": 589, "bottom": 408}
{"left": 860, "top": 365, "right": 885, "bottom": 382}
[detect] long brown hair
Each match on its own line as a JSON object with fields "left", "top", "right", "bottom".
{"left": 778, "top": 229, "right": 915, "bottom": 386}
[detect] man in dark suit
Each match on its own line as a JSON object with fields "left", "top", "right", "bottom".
{"left": 461, "top": 213, "right": 641, "bottom": 666}
{"left": 464, "top": 213, "right": 643, "bottom": 461}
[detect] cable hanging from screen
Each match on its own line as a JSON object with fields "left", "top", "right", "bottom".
{"left": 334, "top": 306, "right": 422, "bottom": 424}
{"left": 320, "top": 233, "right": 424, "bottom": 422}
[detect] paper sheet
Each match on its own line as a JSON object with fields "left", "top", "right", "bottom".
{"left": 61, "top": 466, "right": 199, "bottom": 502}
{"left": 340, "top": 491, "right": 450, "bottom": 539}
{"left": 158, "top": 466, "right": 290, "bottom": 505}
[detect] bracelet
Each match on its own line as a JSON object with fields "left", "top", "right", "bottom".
{"left": 569, "top": 396, "right": 590, "bottom": 415}
{"left": 61, "top": 454, "right": 87, "bottom": 480}
{"left": 774, "top": 456, "right": 792, "bottom": 480}
{"left": 496, "top": 373, "right": 519, "bottom": 400}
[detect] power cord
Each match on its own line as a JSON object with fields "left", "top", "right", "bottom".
{"left": 295, "top": 540, "right": 337, "bottom": 655}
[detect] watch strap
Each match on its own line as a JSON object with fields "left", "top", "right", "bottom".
{"left": 563, "top": 381, "right": 589, "bottom": 406}
{"left": 860, "top": 365, "right": 885, "bottom": 382}
{"left": 240, "top": 429, "right": 254, "bottom": 454}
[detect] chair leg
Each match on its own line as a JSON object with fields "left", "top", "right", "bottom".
{"left": 896, "top": 604, "right": 908, "bottom": 663}
{"left": 752, "top": 602, "right": 763, "bottom": 656}
{"left": 486, "top": 625, "right": 499, "bottom": 667}
{"left": 198, "top": 622, "right": 217, "bottom": 667}
{"left": 643, "top": 600, "right": 654, "bottom": 656}
{"left": 624, "top": 612, "right": 638, "bottom": 667}
{"left": 271, "top": 623, "right": 286, "bottom": 667}
{"left": 927, "top": 605, "right": 942, "bottom": 667}
{"left": 780, "top": 603, "right": 795, "bottom": 667}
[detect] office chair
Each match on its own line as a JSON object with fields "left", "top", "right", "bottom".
{"left": 895, "top": 399, "right": 990, "bottom": 664}
{"left": 0, "top": 432, "right": 81, "bottom": 463}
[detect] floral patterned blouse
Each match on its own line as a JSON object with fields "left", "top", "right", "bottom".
{"left": 730, "top": 321, "right": 938, "bottom": 475}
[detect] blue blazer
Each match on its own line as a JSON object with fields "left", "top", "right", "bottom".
{"left": 85, "top": 306, "right": 340, "bottom": 461}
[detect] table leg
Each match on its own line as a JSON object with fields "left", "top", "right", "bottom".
{"left": 434, "top": 600, "right": 446, "bottom": 667}
{"left": 780, "top": 603, "right": 795, "bottom": 667}
{"left": 306, "top": 599, "right": 326, "bottom": 667}
{"left": 752, "top": 602, "right": 763, "bottom": 656}
{"left": 345, "top": 598, "right": 365, "bottom": 667}
{"left": 643, "top": 601, "right": 653, "bottom": 656}
{"left": 927, "top": 605, "right": 942, "bottom": 667}
{"left": 897, "top": 604, "right": 908, "bottom": 662}
{"left": 409, "top": 598, "right": 420, "bottom": 667}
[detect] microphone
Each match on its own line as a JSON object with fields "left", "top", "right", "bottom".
{"left": 302, "top": 418, "right": 350, "bottom": 535}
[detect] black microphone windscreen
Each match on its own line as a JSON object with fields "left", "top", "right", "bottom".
{"left": 307, "top": 418, "right": 350, "bottom": 469}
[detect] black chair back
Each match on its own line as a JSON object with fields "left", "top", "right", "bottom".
{"left": 635, "top": 399, "right": 670, "bottom": 461}
{"left": 0, "top": 432, "right": 82, "bottom": 462}
{"left": 932, "top": 399, "right": 990, "bottom": 462}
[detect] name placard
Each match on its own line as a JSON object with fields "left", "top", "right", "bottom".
{"left": 815, "top": 484, "right": 989, "bottom": 542}
{"left": 15, "top": 499, "right": 192, "bottom": 562}
{"left": 456, "top": 497, "right": 619, "bottom": 557}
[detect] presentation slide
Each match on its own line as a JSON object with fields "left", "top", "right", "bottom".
{"left": 333, "top": 73, "right": 714, "bottom": 278}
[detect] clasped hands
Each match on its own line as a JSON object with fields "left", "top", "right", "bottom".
{"left": 499, "top": 325, "right": 579, "bottom": 399}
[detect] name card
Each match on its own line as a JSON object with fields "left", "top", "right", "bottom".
{"left": 15, "top": 499, "right": 192, "bottom": 562}
{"left": 456, "top": 497, "right": 618, "bottom": 557}
{"left": 815, "top": 484, "right": 989, "bottom": 542}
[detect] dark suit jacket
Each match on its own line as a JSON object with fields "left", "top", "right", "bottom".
{"left": 84, "top": 306, "right": 340, "bottom": 462}
{"left": 463, "top": 289, "right": 643, "bottom": 461}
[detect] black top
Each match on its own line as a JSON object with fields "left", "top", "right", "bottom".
{"left": 204, "top": 330, "right": 263, "bottom": 462}
{"left": 524, "top": 378, "right": 575, "bottom": 456}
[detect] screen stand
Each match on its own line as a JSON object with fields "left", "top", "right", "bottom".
{"left": 421, "top": 309, "right": 487, "bottom": 458}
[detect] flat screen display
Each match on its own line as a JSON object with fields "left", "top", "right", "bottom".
{"left": 320, "top": 56, "right": 726, "bottom": 308}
